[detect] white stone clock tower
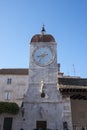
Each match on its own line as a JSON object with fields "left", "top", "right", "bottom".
{"left": 22, "top": 26, "right": 64, "bottom": 130}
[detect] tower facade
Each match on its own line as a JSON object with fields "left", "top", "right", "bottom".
{"left": 22, "top": 27, "right": 72, "bottom": 130}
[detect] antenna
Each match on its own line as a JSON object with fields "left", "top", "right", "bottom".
{"left": 73, "top": 64, "right": 76, "bottom": 76}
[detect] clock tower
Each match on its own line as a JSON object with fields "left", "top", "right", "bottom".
{"left": 22, "top": 26, "right": 64, "bottom": 130}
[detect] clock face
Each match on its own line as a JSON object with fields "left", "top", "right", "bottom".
{"left": 33, "top": 47, "right": 54, "bottom": 66}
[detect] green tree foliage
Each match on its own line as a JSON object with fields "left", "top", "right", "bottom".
{"left": 0, "top": 102, "right": 19, "bottom": 114}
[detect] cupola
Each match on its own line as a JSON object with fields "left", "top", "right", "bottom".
{"left": 30, "top": 25, "right": 55, "bottom": 43}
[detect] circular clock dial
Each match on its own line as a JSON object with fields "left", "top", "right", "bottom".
{"left": 33, "top": 47, "right": 54, "bottom": 66}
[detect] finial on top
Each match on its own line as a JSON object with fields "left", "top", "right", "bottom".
{"left": 41, "top": 24, "right": 46, "bottom": 35}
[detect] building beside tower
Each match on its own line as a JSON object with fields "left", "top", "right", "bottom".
{"left": 0, "top": 27, "right": 87, "bottom": 130}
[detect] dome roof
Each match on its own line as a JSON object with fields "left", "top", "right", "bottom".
{"left": 30, "top": 25, "right": 55, "bottom": 43}
{"left": 30, "top": 34, "right": 55, "bottom": 43}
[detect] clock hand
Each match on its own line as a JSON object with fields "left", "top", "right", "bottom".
{"left": 37, "top": 53, "right": 48, "bottom": 62}
{"left": 37, "top": 53, "right": 48, "bottom": 58}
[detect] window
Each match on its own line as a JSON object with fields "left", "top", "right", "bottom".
{"left": 7, "top": 78, "right": 12, "bottom": 85}
{"left": 4, "top": 91, "right": 11, "bottom": 100}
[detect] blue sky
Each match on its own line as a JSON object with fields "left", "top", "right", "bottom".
{"left": 0, "top": 0, "right": 87, "bottom": 78}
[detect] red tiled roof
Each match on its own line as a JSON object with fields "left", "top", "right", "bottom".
{"left": 0, "top": 69, "right": 28, "bottom": 75}
{"left": 31, "top": 34, "right": 55, "bottom": 43}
